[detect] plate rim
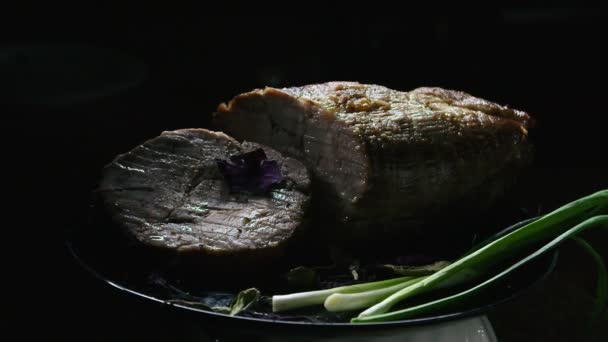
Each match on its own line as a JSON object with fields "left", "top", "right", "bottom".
{"left": 65, "top": 216, "right": 559, "bottom": 328}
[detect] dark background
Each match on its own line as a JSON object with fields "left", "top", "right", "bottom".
{"left": 3, "top": 5, "right": 607, "bottom": 341}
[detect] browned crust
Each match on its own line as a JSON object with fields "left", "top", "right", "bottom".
{"left": 410, "top": 87, "right": 534, "bottom": 129}
{"left": 218, "top": 87, "right": 339, "bottom": 122}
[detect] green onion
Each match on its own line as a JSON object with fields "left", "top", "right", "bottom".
{"left": 270, "top": 189, "right": 607, "bottom": 323}
{"left": 353, "top": 215, "right": 608, "bottom": 323}
{"left": 356, "top": 190, "right": 608, "bottom": 320}
{"left": 324, "top": 276, "right": 426, "bottom": 312}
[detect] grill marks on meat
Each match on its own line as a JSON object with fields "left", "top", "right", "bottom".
{"left": 214, "top": 82, "right": 532, "bottom": 237}
{"left": 99, "top": 129, "right": 310, "bottom": 256}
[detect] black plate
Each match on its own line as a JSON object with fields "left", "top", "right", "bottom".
{"left": 65, "top": 217, "right": 559, "bottom": 339}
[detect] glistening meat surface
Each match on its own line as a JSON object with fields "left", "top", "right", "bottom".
{"left": 214, "top": 82, "right": 532, "bottom": 239}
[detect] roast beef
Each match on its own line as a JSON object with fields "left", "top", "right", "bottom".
{"left": 98, "top": 129, "right": 310, "bottom": 260}
{"left": 214, "top": 82, "right": 532, "bottom": 240}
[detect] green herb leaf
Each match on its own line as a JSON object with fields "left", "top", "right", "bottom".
{"left": 228, "top": 288, "right": 261, "bottom": 316}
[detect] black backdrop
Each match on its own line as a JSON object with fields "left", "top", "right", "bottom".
{"left": 4, "top": 5, "right": 607, "bottom": 341}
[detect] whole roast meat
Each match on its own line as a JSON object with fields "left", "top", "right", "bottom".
{"left": 214, "top": 82, "right": 533, "bottom": 243}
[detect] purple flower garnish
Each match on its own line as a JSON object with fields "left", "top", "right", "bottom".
{"left": 216, "top": 149, "right": 283, "bottom": 195}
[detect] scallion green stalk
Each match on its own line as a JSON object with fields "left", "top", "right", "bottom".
{"left": 324, "top": 276, "right": 426, "bottom": 312}
{"left": 272, "top": 276, "right": 415, "bottom": 312}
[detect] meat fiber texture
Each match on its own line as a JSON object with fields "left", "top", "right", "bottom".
{"left": 98, "top": 129, "right": 310, "bottom": 262}
{"left": 214, "top": 82, "right": 533, "bottom": 241}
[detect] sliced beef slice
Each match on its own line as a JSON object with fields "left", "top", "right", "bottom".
{"left": 214, "top": 82, "right": 532, "bottom": 239}
{"left": 98, "top": 128, "right": 310, "bottom": 259}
